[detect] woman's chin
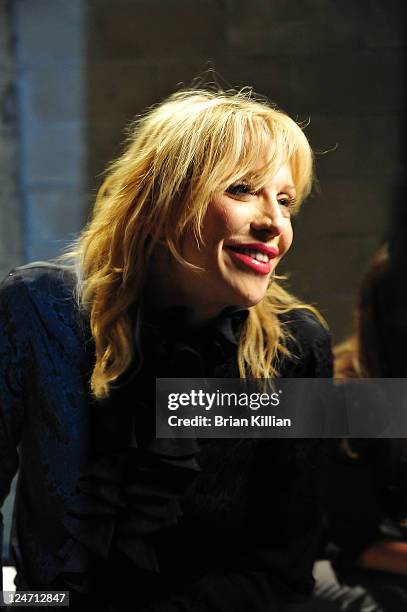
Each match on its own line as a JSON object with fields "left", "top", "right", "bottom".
{"left": 232, "top": 290, "right": 268, "bottom": 309}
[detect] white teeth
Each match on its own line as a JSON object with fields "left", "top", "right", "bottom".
{"left": 234, "top": 247, "right": 270, "bottom": 263}
{"left": 251, "top": 251, "right": 269, "bottom": 263}
{"left": 247, "top": 250, "right": 269, "bottom": 263}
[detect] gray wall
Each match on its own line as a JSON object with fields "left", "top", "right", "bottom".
{"left": 12, "top": 0, "right": 88, "bottom": 263}
{"left": 0, "top": 0, "right": 23, "bottom": 273}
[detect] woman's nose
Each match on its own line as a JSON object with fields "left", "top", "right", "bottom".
{"left": 250, "top": 197, "right": 285, "bottom": 236}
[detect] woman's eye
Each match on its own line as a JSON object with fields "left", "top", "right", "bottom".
{"left": 225, "top": 183, "right": 255, "bottom": 197}
{"left": 278, "top": 196, "right": 296, "bottom": 209}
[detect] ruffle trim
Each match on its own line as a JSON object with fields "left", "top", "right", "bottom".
{"left": 56, "top": 427, "right": 200, "bottom": 586}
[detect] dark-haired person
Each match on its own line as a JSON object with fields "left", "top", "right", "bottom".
{"left": 307, "top": 245, "right": 407, "bottom": 612}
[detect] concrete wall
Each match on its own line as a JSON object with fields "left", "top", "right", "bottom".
{"left": 0, "top": 0, "right": 23, "bottom": 278}
{"left": 12, "top": 0, "right": 88, "bottom": 262}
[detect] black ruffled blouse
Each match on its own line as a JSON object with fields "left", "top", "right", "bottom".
{"left": 0, "top": 263, "right": 333, "bottom": 611}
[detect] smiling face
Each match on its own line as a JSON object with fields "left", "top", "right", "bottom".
{"left": 150, "top": 160, "right": 295, "bottom": 324}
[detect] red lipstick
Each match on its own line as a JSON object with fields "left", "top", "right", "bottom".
{"left": 230, "top": 243, "right": 280, "bottom": 257}
{"left": 225, "top": 243, "right": 279, "bottom": 275}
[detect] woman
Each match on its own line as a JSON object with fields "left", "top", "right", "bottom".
{"left": 0, "top": 88, "right": 332, "bottom": 611}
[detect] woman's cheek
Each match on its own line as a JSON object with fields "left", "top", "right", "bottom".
{"left": 281, "top": 222, "right": 294, "bottom": 255}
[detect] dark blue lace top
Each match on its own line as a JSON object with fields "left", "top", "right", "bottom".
{"left": 0, "top": 263, "right": 333, "bottom": 611}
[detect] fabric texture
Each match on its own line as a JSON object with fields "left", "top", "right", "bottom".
{"left": 0, "top": 263, "right": 333, "bottom": 611}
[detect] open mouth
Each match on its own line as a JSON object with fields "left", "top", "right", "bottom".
{"left": 225, "top": 246, "right": 276, "bottom": 275}
{"left": 229, "top": 246, "right": 271, "bottom": 263}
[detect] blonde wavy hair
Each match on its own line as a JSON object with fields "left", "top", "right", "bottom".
{"left": 61, "top": 87, "right": 325, "bottom": 398}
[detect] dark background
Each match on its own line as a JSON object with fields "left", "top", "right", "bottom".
{"left": 0, "top": 0, "right": 406, "bottom": 558}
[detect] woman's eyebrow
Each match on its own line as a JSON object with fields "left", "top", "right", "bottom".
{"left": 268, "top": 184, "right": 296, "bottom": 193}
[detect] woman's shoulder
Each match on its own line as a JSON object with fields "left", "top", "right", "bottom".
{"left": 279, "top": 307, "right": 329, "bottom": 340}
{"left": 2, "top": 261, "right": 76, "bottom": 294}
{"left": 0, "top": 261, "right": 84, "bottom": 337}
{"left": 278, "top": 307, "right": 333, "bottom": 378}
{"left": 3, "top": 261, "right": 75, "bottom": 284}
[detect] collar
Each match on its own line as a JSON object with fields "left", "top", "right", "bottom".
{"left": 212, "top": 306, "right": 249, "bottom": 345}
{"left": 143, "top": 304, "right": 249, "bottom": 346}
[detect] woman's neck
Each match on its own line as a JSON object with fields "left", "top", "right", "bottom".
{"left": 144, "top": 245, "right": 225, "bottom": 328}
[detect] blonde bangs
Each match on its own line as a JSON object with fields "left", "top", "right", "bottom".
{"left": 188, "top": 104, "right": 313, "bottom": 229}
